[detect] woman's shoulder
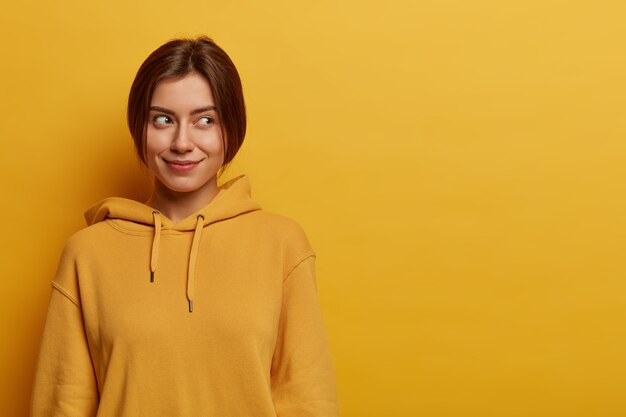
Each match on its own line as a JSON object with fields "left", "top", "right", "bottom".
{"left": 246, "top": 209, "right": 310, "bottom": 236}
{"left": 59, "top": 221, "right": 115, "bottom": 257}
{"left": 247, "top": 208, "right": 303, "bottom": 228}
{"left": 245, "top": 209, "right": 315, "bottom": 255}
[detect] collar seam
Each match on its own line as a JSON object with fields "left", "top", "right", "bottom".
{"left": 105, "top": 219, "right": 190, "bottom": 236}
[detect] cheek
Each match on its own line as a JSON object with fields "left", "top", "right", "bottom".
{"left": 198, "top": 132, "right": 225, "bottom": 157}
{"left": 145, "top": 129, "right": 170, "bottom": 158}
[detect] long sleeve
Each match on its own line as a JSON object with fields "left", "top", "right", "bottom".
{"left": 271, "top": 254, "right": 340, "bottom": 417}
{"left": 30, "top": 246, "right": 99, "bottom": 416}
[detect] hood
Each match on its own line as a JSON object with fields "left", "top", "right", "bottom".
{"left": 85, "top": 174, "right": 261, "bottom": 230}
{"left": 83, "top": 174, "right": 262, "bottom": 312}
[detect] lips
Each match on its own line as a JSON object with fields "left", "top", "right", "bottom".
{"left": 165, "top": 159, "right": 201, "bottom": 165}
{"left": 164, "top": 158, "right": 202, "bottom": 172}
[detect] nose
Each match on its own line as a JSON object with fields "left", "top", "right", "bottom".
{"left": 171, "top": 125, "right": 194, "bottom": 152}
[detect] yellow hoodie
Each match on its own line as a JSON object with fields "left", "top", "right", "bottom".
{"left": 30, "top": 174, "right": 339, "bottom": 416}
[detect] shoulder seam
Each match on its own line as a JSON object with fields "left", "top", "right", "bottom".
{"left": 51, "top": 281, "right": 81, "bottom": 308}
{"left": 284, "top": 251, "right": 316, "bottom": 282}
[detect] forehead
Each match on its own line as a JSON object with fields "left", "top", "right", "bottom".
{"left": 151, "top": 72, "right": 215, "bottom": 108}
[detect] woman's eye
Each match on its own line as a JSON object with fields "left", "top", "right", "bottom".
{"left": 153, "top": 115, "right": 172, "bottom": 125}
{"left": 197, "top": 116, "right": 214, "bottom": 126}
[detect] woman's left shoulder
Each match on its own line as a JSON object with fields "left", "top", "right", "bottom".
{"left": 246, "top": 209, "right": 307, "bottom": 233}
{"left": 246, "top": 209, "right": 314, "bottom": 251}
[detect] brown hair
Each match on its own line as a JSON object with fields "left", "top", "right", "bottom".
{"left": 127, "top": 36, "right": 246, "bottom": 169}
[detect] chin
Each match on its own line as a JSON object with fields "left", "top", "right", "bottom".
{"left": 157, "top": 175, "right": 216, "bottom": 194}
{"left": 163, "top": 182, "right": 209, "bottom": 194}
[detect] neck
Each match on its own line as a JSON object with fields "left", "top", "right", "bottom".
{"left": 145, "top": 177, "right": 220, "bottom": 223}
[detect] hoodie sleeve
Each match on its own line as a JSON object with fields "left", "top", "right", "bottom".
{"left": 271, "top": 253, "right": 340, "bottom": 417}
{"left": 30, "top": 242, "right": 99, "bottom": 417}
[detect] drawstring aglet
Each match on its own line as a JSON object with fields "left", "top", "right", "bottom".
{"left": 188, "top": 299, "right": 193, "bottom": 313}
{"left": 150, "top": 210, "right": 161, "bottom": 284}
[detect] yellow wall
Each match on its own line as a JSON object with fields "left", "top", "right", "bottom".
{"left": 2, "top": 0, "right": 626, "bottom": 415}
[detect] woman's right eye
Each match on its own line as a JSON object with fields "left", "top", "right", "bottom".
{"left": 153, "top": 115, "right": 172, "bottom": 125}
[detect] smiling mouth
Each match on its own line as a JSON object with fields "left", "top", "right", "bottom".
{"left": 164, "top": 159, "right": 203, "bottom": 165}
{"left": 163, "top": 158, "right": 205, "bottom": 172}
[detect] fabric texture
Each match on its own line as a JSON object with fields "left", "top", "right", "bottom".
{"left": 30, "top": 174, "right": 339, "bottom": 417}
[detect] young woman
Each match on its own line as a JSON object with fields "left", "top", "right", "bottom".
{"left": 31, "top": 36, "right": 339, "bottom": 416}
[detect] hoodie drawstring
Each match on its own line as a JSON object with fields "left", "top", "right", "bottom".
{"left": 187, "top": 214, "right": 204, "bottom": 313}
{"left": 151, "top": 210, "right": 161, "bottom": 283}
{"left": 150, "top": 210, "right": 204, "bottom": 313}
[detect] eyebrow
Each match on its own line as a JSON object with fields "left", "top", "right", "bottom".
{"left": 149, "top": 105, "right": 217, "bottom": 116}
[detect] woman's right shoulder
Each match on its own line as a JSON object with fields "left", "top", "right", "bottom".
{"left": 60, "top": 221, "right": 113, "bottom": 257}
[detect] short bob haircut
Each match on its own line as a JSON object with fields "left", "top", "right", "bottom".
{"left": 127, "top": 36, "right": 246, "bottom": 169}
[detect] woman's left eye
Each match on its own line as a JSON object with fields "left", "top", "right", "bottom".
{"left": 197, "top": 116, "right": 214, "bottom": 126}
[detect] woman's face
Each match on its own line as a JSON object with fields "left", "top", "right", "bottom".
{"left": 145, "top": 72, "right": 225, "bottom": 195}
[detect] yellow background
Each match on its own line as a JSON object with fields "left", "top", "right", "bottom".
{"left": 2, "top": 0, "right": 626, "bottom": 416}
